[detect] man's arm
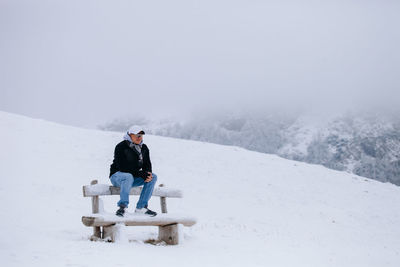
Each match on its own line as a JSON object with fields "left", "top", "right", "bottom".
{"left": 142, "top": 145, "right": 153, "bottom": 182}
{"left": 142, "top": 145, "right": 152, "bottom": 173}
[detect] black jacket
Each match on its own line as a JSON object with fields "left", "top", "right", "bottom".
{"left": 109, "top": 140, "right": 152, "bottom": 178}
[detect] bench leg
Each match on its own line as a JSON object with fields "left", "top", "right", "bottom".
{"left": 103, "top": 223, "right": 128, "bottom": 243}
{"left": 89, "top": 226, "right": 102, "bottom": 241}
{"left": 103, "top": 225, "right": 116, "bottom": 242}
{"left": 158, "top": 224, "right": 182, "bottom": 245}
{"left": 94, "top": 226, "right": 101, "bottom": 238}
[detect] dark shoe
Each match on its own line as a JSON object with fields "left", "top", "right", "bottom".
{"left": 116, "top": 206, "right": 126, "bottom": 217}
{"left": 135, "top": 207, "right": 157, "bottom": 217}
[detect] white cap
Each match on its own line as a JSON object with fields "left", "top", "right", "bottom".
{"left": 127, "top": 125, "right": 145, "bottom": 135}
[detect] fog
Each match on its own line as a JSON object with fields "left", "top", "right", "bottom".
{"left": 1, "top": 0, "right": 399, "bottom": 127}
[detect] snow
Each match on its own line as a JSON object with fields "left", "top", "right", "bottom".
{"left": 1, "top": 110, "right": 400, "bottom": 267}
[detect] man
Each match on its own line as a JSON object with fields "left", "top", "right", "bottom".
{"left": 109, "top": 125, "right": 158, "bottom": 217}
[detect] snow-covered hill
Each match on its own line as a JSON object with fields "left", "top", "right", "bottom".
{"left": 1, "top": 111, "right": 400, "bottom": 267}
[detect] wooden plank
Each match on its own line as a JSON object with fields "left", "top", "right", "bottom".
{"left": 82, "top": 214, "right": 196, "bottom": 227}
{"left": 83, "top": 183, "right": 183, "bottom": 198}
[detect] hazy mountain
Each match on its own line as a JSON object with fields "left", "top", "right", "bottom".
{"left": 100, "top": 110, "right": 400, "bottom": 185}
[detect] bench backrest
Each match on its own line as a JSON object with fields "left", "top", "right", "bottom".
{"left": 82, "top": 183, "right": 183, "bottom": 198}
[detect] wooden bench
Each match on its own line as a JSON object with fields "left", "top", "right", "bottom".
{"left": 82, "top": 180, "right": 196, "bottom": 245}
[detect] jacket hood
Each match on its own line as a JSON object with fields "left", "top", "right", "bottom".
{"left": 124, "top": 132, "right": 143, "bottom": 146}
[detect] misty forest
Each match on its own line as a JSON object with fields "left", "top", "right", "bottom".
{"left": 101, "top": 110, "right": 400, "bottom": 186}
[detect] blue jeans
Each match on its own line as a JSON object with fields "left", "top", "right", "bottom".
{"left": 110, "top": 171, "right": 158, "bottom": 209}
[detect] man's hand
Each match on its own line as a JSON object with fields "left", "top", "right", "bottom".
{"left": 144, "top": 172, "right": 153, "bottom": 183}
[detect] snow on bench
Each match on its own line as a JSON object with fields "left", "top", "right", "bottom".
{"left": 82, "top": 213, "right": 196, "bottom": 227}
{"left": 82, "top": 180, "right": 196, "bottom": 245}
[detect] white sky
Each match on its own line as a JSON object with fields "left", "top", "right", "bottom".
{"left": 1, "top": 0, "right": 399, "bottom": 127}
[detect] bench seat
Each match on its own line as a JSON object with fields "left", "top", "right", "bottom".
{"left": 82, "top": 213, "right": 197, "bottom": 227}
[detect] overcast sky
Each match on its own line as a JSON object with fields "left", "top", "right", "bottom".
{"left": 1, "top": 0, "right": 399, "bottom": 128}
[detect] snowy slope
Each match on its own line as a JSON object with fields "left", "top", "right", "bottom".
{"left": 1, "top": 111, "right": 400, "bottom": 267}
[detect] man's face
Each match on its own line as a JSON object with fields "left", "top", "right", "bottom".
{"left": 129, "top": 133, "right": 143, "bottom": 144}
